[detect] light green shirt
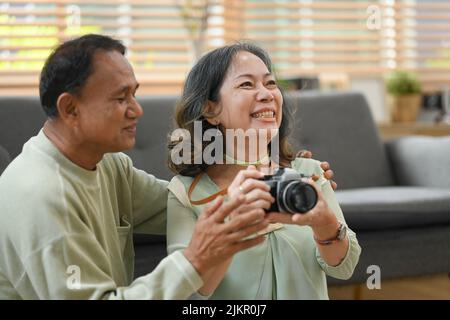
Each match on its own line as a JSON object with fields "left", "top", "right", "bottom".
{"left": 0, "top": 130, "right": 203, "bottom": 299}
{"left": 167, "top": 158, "right": 361, "bottom": 299}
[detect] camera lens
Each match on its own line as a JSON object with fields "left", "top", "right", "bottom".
{"left": 282, "top": 181, "right": 318, "bottom": 214}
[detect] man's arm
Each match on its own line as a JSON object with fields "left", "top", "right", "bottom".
{"left": 115, "top": 153, "right": 169, "bottom": 234}
{"left": 131, "top": 168, "right": 168, "bottom": 234}
{"left": 12, "top": 232, "right": 203, "bottom": 299}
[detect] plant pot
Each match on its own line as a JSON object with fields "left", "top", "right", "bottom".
{"left": 389, "top": 94, "right": 422, "bottom": 123}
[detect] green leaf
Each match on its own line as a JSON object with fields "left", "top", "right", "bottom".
{"left": 386, "top": 71, "right": 421, "bottom": 96}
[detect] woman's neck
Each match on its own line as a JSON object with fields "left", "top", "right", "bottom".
{"left": 206, "top": 165, "right": 242, "bottom": 189}
{"left": 206, "top": 162, "right": 273, "bottom": 190}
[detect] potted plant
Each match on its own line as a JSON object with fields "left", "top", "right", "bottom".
{"left": 386, "top": 71, "right": 422, "bottom": 123}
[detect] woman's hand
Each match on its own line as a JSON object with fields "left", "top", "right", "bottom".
{"left": 227, "top": 165, "right": 274, "bottom": 212}
{"left": 265, "top": 178, "right": 339, "bottom": 236}
{"left": 264, "top": 177, "right": 349, "bottom": 267}
{"left": 297, "top": 150, "right": 337, "bottom": 190}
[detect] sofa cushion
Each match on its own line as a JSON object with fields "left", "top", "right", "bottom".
{"left": 337, "top": 187, "right": 450, "bottom": 231}
{"left": 288, "top": 91, "right": 395, "bottom": 189}
{"left": 0, "top": 145, "right": 11, "bottom": 174}
{"left": 386, "top": 136, "right": 450, "bottom": 188}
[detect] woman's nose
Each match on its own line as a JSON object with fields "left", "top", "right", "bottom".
{"left": 256, "top": 85, "right": 274, "bottom": 102}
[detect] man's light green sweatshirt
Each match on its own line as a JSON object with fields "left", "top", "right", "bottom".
{"left": 0, "top": 130, "right": 203, "bottom": 299}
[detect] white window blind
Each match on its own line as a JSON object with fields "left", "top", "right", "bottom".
{"left": 0, "top": 0, "right": 243, "bottom": 95}
{"left": 245, "top": 0, "right": 385, "bottom": 76}
{"left": 393, "top": 0, "right": 450, "bottom": 92}
{"left": 244, "top": 0, "right": 450, "bottom": 93}
{"left": 0, "top": 0, "right": 449, "bottom": 95}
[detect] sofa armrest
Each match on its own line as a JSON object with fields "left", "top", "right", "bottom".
{"left": 385, "top": 136, "right": 450, "bottom": 188}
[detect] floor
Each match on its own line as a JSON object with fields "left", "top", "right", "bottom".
{"left": 328, "top": 273, "right": 450, "bottom": 300}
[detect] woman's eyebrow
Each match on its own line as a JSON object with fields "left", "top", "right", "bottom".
{"left": 234, "top": 72, "right": 272, "bottom": 80}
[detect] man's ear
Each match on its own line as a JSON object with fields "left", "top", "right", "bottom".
{"left": 204, "top": 100, "right": 219, "bottom": 126}
{"left": 56, "top": 92, "right": 78, "bottom": 124}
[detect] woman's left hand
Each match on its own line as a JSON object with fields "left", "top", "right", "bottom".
{"left": 265, "top": 178, "right": 339, "bottom": 238}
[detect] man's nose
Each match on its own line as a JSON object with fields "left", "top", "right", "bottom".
{"left": 127, "top": 98, "right": 143, "bottom": 118}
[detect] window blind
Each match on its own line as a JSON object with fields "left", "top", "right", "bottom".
{"left": 1, "top": 0, "right": 449, "bottom": 95}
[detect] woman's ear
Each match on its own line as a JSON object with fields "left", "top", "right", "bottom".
{"left": 205, "top": 118, "right": 220, "bottom": 126}
{"left": 204, "top": 100, "right": 220, "bottom": 126}
{"left": 56, "top": 92, "right": 78, "bottom": 125}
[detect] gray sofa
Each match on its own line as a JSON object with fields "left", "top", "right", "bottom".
{"left": 289, "top": 91, "right": 450, "bottom": 285}
{"left": 1, "top": 92, "right": 449, "bottom": 287}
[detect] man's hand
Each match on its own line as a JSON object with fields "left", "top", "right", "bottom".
{"left": 297, "top": 150, "right": 337, "bottom": 190}
{"left": 183, "top": 194, "right": 268, "bottom": 277}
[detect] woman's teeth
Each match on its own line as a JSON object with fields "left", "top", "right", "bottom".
{"left": 251, "top": 111, "right": 274, "bottom": 118}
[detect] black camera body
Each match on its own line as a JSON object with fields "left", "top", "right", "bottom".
{"left": 260, "top": 167, "right": 318, "bottom": 214}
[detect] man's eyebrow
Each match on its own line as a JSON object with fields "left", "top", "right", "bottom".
{"left": 111, "top": 83, "right": 140, "bottom": 96}
{"left": 234, "top": 72, "right": 272, "bottom": 80}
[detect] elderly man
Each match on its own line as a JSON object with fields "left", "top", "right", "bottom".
{"left": 0, "top": 34, "right": 271, "bottom": 299}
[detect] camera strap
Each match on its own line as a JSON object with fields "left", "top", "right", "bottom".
{"left": 188, "top": 173, "right": 228, "bottom": 205}
{"left": 187, "top": 173, "right": 285, "bottom": 235}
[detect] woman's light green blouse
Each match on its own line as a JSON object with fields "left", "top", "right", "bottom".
{"left": 167, "top": 158, "right": 361, "bottom": 299}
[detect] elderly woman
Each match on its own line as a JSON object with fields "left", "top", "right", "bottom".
{"left": 166, "top": 42, "right": 361, "bottom": 299}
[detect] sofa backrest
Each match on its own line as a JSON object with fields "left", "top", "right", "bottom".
{"left": 289, "top": 91, "right": 395, "bottom": 189}
{"left": 1, "top": 92, "right": 396, "bottom": 190}
{"left": 386, "top": 136, "right": 450, "bottom": 188}
{"left": 0, "top": 96, "right": 179, "bottom": 180}
{"left": 0, "top": 97, "right": 46, "bottom": 166}
{"left": 134, "top": 91, "right": 397, "bottom": 190}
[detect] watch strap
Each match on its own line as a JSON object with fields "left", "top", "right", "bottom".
{"left": 313, "top": 222, "right": 346, "bottom": 246}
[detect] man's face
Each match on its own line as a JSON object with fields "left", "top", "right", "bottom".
{"left": 74, "top": 50, "right": 142, "bottom": 154}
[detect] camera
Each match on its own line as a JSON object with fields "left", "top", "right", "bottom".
{"left": 260, "top": 167, "right": 318, "bottom": 214}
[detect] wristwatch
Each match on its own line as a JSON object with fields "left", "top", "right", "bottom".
{"left": 314, "top": 222, "right": 347, "bottom": 245}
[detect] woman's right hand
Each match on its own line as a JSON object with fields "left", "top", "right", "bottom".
{"left": 184, "top": 195, "right": 268, "bottom": 295}
{"left": 227, "top": 165, "right": 275, "bottom": 213}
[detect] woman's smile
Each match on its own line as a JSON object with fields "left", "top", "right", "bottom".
{"left": 250, "top": 108, "right": 276, "bottom": 122}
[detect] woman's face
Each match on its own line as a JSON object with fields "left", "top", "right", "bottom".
{"left": 210, "top": 51, "right": 283, "bottom": 135}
